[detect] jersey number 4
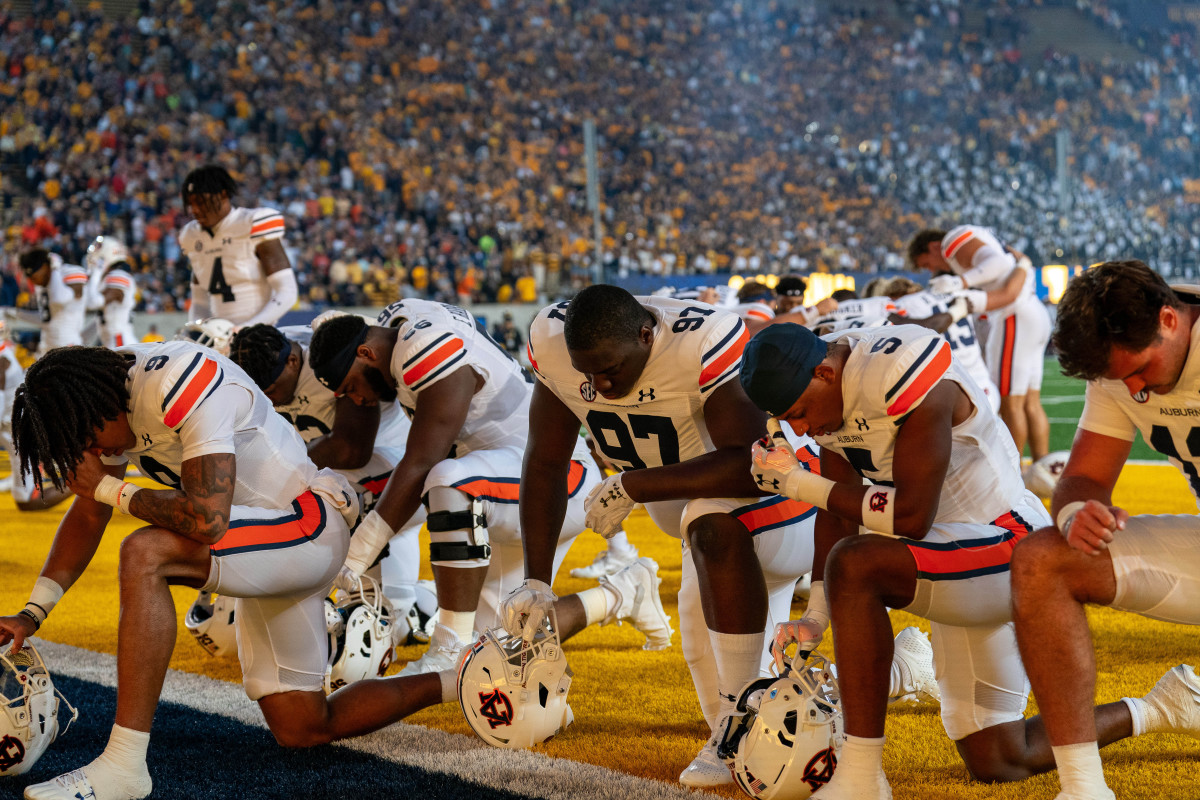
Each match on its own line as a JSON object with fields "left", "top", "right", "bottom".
{"left": 208, "top": 258, "right": 236, "bottom": 302}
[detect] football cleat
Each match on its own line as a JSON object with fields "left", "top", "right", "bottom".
{"left": 23, "top": 760, "right": 151, "bottom": 800}
{"left": 679, "top": 731, "right": 735, "bottom": 788}
{"left": 568, "top": 547, "right": 638, "bottom": 580}
{"left": 888, "top": 627, "right": 940, "bottom": 706}
{"left": 1141, "top": 663, "right": 1200, "bottom": 737}
{"left": 398, "top": 622, "right": 466, "bottom": 676}
{"left": 598, "top": 557, "right": 673, "bottom": 650}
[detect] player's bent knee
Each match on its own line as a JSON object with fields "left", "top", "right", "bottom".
{"left": 686, "top": 513, "right": 749, "bottom": 558}
{"left": 826, "top": 534, "right": 906, "bottom": 594}
{"left": 954, "top": 722, "right": 1037, "bottom": 784}
{"left": 260, "top": 692, "right": 335, "bottom": 748}
{"left": 426, "top": 486, "right": 490, "bottom": 568}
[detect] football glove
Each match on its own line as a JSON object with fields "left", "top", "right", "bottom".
{"left": 584, "top": 472, "right": 635, "bottom": 538}
{"left": 500, "top": 578, "right": 558, "bottom": 641}
{"left": 770, "top": 579, "right": 829, "bottom": 671}
{"left": 929, "top": 273, "right": 965, "bottom": 294}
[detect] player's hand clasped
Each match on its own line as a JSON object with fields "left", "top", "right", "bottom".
{"left": 1057, "top": 499, "right": 1128, "bottom": 556}
{"left": 584, "top": 473, "right": 635, "bottom": 538}
{"left": 770, "top": 579, "right": 830, "bottom": 671}
{"left": 750, "top": 420, "right": 834, "bottom": 508}
{"left": 500, "top": 578, "right": 557, "bottom": 641}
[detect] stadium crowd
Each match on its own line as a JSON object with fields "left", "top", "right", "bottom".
{"left": 3, "top": 0, "right": 1200, "bottom": 314}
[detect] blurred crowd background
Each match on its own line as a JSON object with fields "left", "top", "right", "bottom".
{"left": 2, "top": 0, "right": 1198, "bottom": 315}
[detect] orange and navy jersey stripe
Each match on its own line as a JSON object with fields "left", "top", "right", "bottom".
{"left": 401, "top": 333, "right": 466, "bottom": 391}
{"left": 732, "top": 444, "right": 820, "bottom": 533}
{"left": 884, "top": 338, "right": 951, "bottom": 417}
{"left": 161, "top": 352, "right": 224, "bottom": 430}
{"left": 903, "top": 508, "right": 1036, "bottom": 582}
{"left": 526, "top": 341, "right": 539, "bottom": 374}
{"left": 358, "top": 469, "right": 394, "bottom": 497}
{"left": 249, "top": 211, "right": 285, "bottom": 240}
{"left": 943, "top": 230, "right": 974, "bottom": 260}
{"left": 998, "top": 316, "right": 1017, "bottom": 396}
{"left": 450, "top": 460, "right": 587, "bottom": 504}
{"left": 211, "top": 491, "right": 327, "bottom": 556}
{"left": 699, "top": 319, "right": 748, "bottom": 394}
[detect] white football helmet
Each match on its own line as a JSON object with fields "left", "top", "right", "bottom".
{"left": 1024, "top": 451, "right": 1071, "bottom": 501}
{"left": 184, "top": 590, "right": 238, "bottom": 658}
{"left": 718, "top": 652, "right": 844, "bottom": 800}
{"left": 0, "top": 643, "right": 78, "bottom": 776}
{"left": 175, "top": 318, "right": 236, "bottom": 356}
{"left": 458, "top": 614, "right": 573, "bottom": 749}
{"left": 84, "top": 235, "right": 130, "bottom": 275}
{"left": 325, "top": 574, "right": 395, "bottom": 693}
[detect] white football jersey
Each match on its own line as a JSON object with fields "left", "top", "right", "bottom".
{"left": 893, "top": 290, "right": 992, "bottom": 397}
{"left": 528, "top": 296, "right": 748, "bottom": 470}
{"left": 275, "top": 325, "right": 411, "bottom": 447}
{"left": 109, "top": 341, "right": 317, "bottom": 508}
{"left": 376, "top": 299, "right": 531, "bottom": 455}
{"left": 1078, "top": 289, "right": 1200, "bottom": 507}
{"left": 807, "top": 296, "right": 900, "bottom": 335}
{"left": 815, "top": 325, "right": 1027, "bottom": 525}
{"left": 179, "top": 206, "right": 286, "bottom": 325}
{"left": 99, "top": 268, "right": 137, "bottom": 348}
{"left": 940, "top": 225, "right": 1039, "bottom": 315}
{"left": 35, "top": 255, "right": 89, "bottom": 350}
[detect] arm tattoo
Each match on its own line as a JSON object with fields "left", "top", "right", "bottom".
{"left": 126, "top": 454, "right": 236, "bottom": 544}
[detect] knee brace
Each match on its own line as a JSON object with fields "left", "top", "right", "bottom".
{"left": 426, "top": 487, "right": 490, "bottom": 568}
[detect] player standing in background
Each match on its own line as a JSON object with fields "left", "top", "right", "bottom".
{"left": 909, "top": 226, "right": 1052, "bottom": 465}
{"left": 227, "top": 322, "right": 427, "bottom": 626}
{"left": 1011, "top": 260, "right": 1200, "bottom": 800}
{"left": 0, "top": 343, "right": 454, "bottom": 800}
{"left": 178, "top": 165, "right": 298, "bottom": 327}
{"left": 17, "top": 248, "right": 88, "bottom": 354}
{"left": 740, "top": 322, "right": 1155, "bottom": 799}
{"left": 84, "top": 236, "right": 138, "bottom": 348}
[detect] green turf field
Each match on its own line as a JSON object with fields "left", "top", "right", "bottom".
{"left": 1041, "top": 356, "right": 1163, "bottom": 459}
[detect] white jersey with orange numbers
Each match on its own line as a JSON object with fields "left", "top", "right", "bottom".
{"left": 893, "top": 289, "right": 996, "bottom": 405}
{"left": 276, "top": 325, "right": 411, "bottom": 448}
{"left": 814, "top": 325, "right": 1027, "bottom": 525}
{"left": 99, "top": 268, "right": 137, "bottom": 348}
{"left": 376, "top": 298, "right": 531, "bottom": 455}
{"left": 528, "top": 296, "right": 748, "bottom": 470}
{"left": 179, "top": 206, "right": 286, "bottom": 325}
{"left": 108, "top": 341, "right": 318, "bottom": 508}
{"left": 35, "top": 255, "right": 89, "bottom": 351}
{"left": 1078, "top": 288, "right": 1200, "bottom": 507}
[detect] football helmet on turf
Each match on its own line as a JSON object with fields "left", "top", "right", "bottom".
{"left": 718, "top": 652, "right": 844, "bottom": 800}
{"left": 0, "top": 643, "right": 78, "bottom": 776}
{"left": 84, "top": 236, "right": 130, "bottom": 275}
{"left": 175, "top": 318, "right": 236, "bottom": 356}
{"left": 458, "top": 614, "right": 573, "bottom": 749}
{"left": 1023, "top": 450, "right": 1071, "bottom": 501}
{"left": 184, "top": 590, "right": 238, "bottom": 657}
{"left": 325, "top": 575, "right": 395, "bottom": 693}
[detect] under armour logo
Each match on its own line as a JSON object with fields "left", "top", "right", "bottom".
{"left": 141, "top": 433, "right": 153, "bottom": 447}
{"left": 296, "top": 395, "right": 308, "bottom": 406}
{"left": 801, "top": 746, "right": 838, "bottom": 792}
{"left": 477, "top": 689, "right": 514, "bottom": 729}
{"left": 0, "top": 733, "right": 25, "bottom": 772}
{"left": 855, "top": 417, "right": 869, "bottom": 431}
{"left": 638, "top": 388, "right": 656, "bottom": 402}
{"left": 755, "top": 473, "right": 781, "bottom": 491}
{"left": 869, "top": 491, "right": 889, "bottom": 513}
{"left": 222, "top": 237, "right": 233, "bottom": 246}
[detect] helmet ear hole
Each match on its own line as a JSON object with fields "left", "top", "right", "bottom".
{"left": 0, "top": 644, "right": 78, "bottom": 776}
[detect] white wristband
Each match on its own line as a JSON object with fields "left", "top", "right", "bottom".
{"left": 785, "top": 469, "right": 836, "bottom": 510}
{"left": 117, "top": 482, "right": 141, "bottom": 515}
{"left": 25, "top": 577, "right": 65, "bottom": 623}
{"left": 803, "top": 580, "right": 829, "bottom": 627}
{"left": 345, "top": 510, "right": 396, "bottom": 576}
{"left": 93, "top": 474, "right": 125, "bottom": 507}
{"left": 861, "top": 485, "right": 898, "bottom": 535}
{"left": 1056, "top": 501, "right": 1087, "bottom": 537}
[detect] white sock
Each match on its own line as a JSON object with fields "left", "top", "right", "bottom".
{"left": 1123, "top": 696, "right": 1147, "bottom": 737}
{"left": 829, "top": 734, "right": 887, "bottom": 790}
{"left": 437, "top": 609, "right": 475, "bottom": 644}
{"left": 579, "top": 586, "right": 614, "bottom": 626}
{"left": 606, "top": 529, "right": 637, "bottom": 559}
{"left": 1052, "top": 741, "right": 1113, "bottom": 799}
{"left": 709, "top": 630, "right": 765, "bottom": 715}
{"left": 99, "top": 724, "right": 150, "bottom": 773}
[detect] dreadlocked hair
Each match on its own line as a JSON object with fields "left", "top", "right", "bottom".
{"left": 563, "top": 285, "right": 654, "bottom": 352}
{"left": 229, "top": 324, "right": 289, "bottom": 390}
{"left": 308, "top": 313, "right": 369, "bottom": 371}
{"left": 12, "top": 347, "right": 131, "bottom": 491}
{"left": 181, "top": 164, "right": 238, "bottom": 205}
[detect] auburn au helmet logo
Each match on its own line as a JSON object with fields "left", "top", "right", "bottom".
{"left": 801, "top": 746, "right": 837, "bottom": 792}
{"left": 0, "top": 734, "right": 26, "bottom": 772}
{"left": 477, "top": 689, "right": 514, "bottom": 729}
